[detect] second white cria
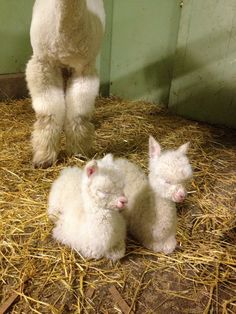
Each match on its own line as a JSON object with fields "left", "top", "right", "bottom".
{"left": 99, "top": 136, "right": 193, "bottom": 254}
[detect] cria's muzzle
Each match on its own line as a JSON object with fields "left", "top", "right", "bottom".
{"left": 116, "top": 196, "right": 128, "bottom": 209}
{"left": 172, "top": 187, "right": 186, "bottom": 203}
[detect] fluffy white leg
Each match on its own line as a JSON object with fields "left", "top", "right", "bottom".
{"left": 26, "top": 56, "right": 65, "bottom": 168}
{"left": 65, "top": 65, "right": 99, "bottom": 157}
{"left": 105, "top": 241, "right": 126, "bottom": 262}
{"left": 52, "top": 221, "right": 68, "bottom": 246}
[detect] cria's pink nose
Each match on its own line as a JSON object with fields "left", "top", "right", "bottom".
{"left": 117, "top": 196, "right": 128, "bottom": 209}
{"left": 173, "top": 189, "right": 186, "bottom": 203}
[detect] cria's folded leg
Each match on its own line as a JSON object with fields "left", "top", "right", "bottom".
{"left": 161, "top": 236, "right": 177, "bottom": 254}
{"left": 52, "top": 220, "right": 69, "bottom": 247}
{"left": 65, "top": 65, "right": 99, "bottom": 157}
{"left": 105, "top": 241, "right": 126, "bottom": 262}
{"left": 26, "top": 57, "right": 65, "bottom": 168}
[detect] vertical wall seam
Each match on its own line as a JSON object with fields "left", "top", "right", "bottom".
{"left": 100, "top": 0, "right": 114, "bottom": 96}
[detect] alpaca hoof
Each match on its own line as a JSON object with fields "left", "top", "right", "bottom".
{"left": 33, "top": 159, "right": 53, "bottom": 169}
{"left": 66, "top": 143, "right": 95, "bottom": 158}
{"left": 32, "top": 151, "right": 57, "bottom": 168}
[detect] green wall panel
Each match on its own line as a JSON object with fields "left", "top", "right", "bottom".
{"left": 169, "top": 0, "right": 236, "bottom": 128}
{"left": 0, "top": 0, "right": 34, "bottom": 74}
{"left": 109, "top": 0, "right": 181, "bottom": 104}
{"left": 99, "top": 0, "right": 114, "bottom": 95}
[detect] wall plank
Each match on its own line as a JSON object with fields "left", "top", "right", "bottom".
{"left": 0, "top": 0, "right": 34, "bottom": 74}
{"left": 169, "top": 0, "right": 236, "bottom": 128}
{"left": 109, "top": 0, "right": 181, "bottom": 104}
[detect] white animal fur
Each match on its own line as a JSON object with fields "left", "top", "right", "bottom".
{"left": 48, "top": 158, "right": 127, "bottom": 261}
{"left": 99, "top": 137, "right": 193, "bottom": 254}
{"left": 26, "top": 0, "right": 105, "bottom": 168}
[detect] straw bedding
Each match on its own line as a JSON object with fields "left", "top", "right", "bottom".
{"left": 0, "top": 97, "right": 235, "bottom": 313}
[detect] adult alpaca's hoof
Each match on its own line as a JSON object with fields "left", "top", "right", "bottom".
{"left": 66, "top": 141, "right": 95, "bottom": 159}
{"left": 33, "top": 159, "right": 54, "bottom": 169}
{"left": 32, "top": 150, "right": 57, "bottom": 168}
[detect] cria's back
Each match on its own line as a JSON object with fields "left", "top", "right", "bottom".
{"left": 114, "top": 158, "right": 155, "bottom": 241}
{"left": 115, "top": 158, "right": 147, "bottom": 198}
{"left": 48, "top": 167, "right": 83, "bottom": 219}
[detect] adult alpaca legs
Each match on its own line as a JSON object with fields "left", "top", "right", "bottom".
{"left": 65, "top": 65, "right": 99, "bottom": 156}
{"left": 26, "top": 57, "right": 65, "bottom": 168}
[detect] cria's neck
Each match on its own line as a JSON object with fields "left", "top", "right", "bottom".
{"left": 149, "top": 179, "right": 174, "bottom": 207}
{"left": 86, "top": 206, "right": 114, "bottom": 220}
{"left": 148, "top": 175, "right": 160, "bottom": 193}
{"left": 82, "top": 195, "right": 113, "bottom": 215}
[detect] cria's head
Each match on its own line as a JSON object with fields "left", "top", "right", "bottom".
{"left": 149, "top": 135, "right": 193, "bottom": 186}
{"left": 84, "top": 160, "right": 127, "bottom": 211}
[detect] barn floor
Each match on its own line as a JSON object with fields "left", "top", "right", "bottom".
{"left": 0, "top": 97, "right": 236, "bottom": 314}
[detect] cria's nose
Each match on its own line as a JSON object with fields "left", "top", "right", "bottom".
{"left": 175, "top": 189, "right": 186, "bottom": 203}
{"left": 117, "top": 196, "right": 128, "bottom": 209}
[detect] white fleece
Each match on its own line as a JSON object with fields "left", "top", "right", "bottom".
{"left": 48, "top": 157, "right": 127, "bottom": 261}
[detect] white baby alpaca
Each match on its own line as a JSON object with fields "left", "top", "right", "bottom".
{"left": 48, "top": 158, "right": 127, "bottom": 261}
{"left": 102, "top": 136, "right": 192, "bottom": 254}
{"left": 146, "top": 136, "right": 193, "bottom": 253}
{"left": 26, "top": 0, "right": 105, "bottom": 168}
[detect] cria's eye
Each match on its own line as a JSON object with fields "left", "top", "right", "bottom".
{"left": 165, "top": 179, "right": 172, "bottom": 184}
{"left": 97, "top": 190, "right": 109, "bottom": 198}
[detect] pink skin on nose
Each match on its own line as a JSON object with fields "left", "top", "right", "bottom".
{"left": 116, "top": 196, "right": 128, "bottom": 209}
{"left": 172, "top": 188, "right": 186, "bottom": 203}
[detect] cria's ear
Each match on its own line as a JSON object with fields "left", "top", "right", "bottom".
{"left": 102, "top": 153, "right": 113, "bottom": 165}
{"left": 177, "top": 142, "right": 190, "bottom": 154}
{"left": 149, "top": 135, "right": 161, "bottom": 158}
{"left": 85, "top": 160, "right": 98, "bottom": 177}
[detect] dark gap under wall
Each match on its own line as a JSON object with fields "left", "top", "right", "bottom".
{"left": 0, "top": 74, "right": 28, "bottom": 101}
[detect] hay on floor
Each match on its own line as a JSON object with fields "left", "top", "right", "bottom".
{"left": 0, "top": 97, "right": 236, "bottom": 313}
